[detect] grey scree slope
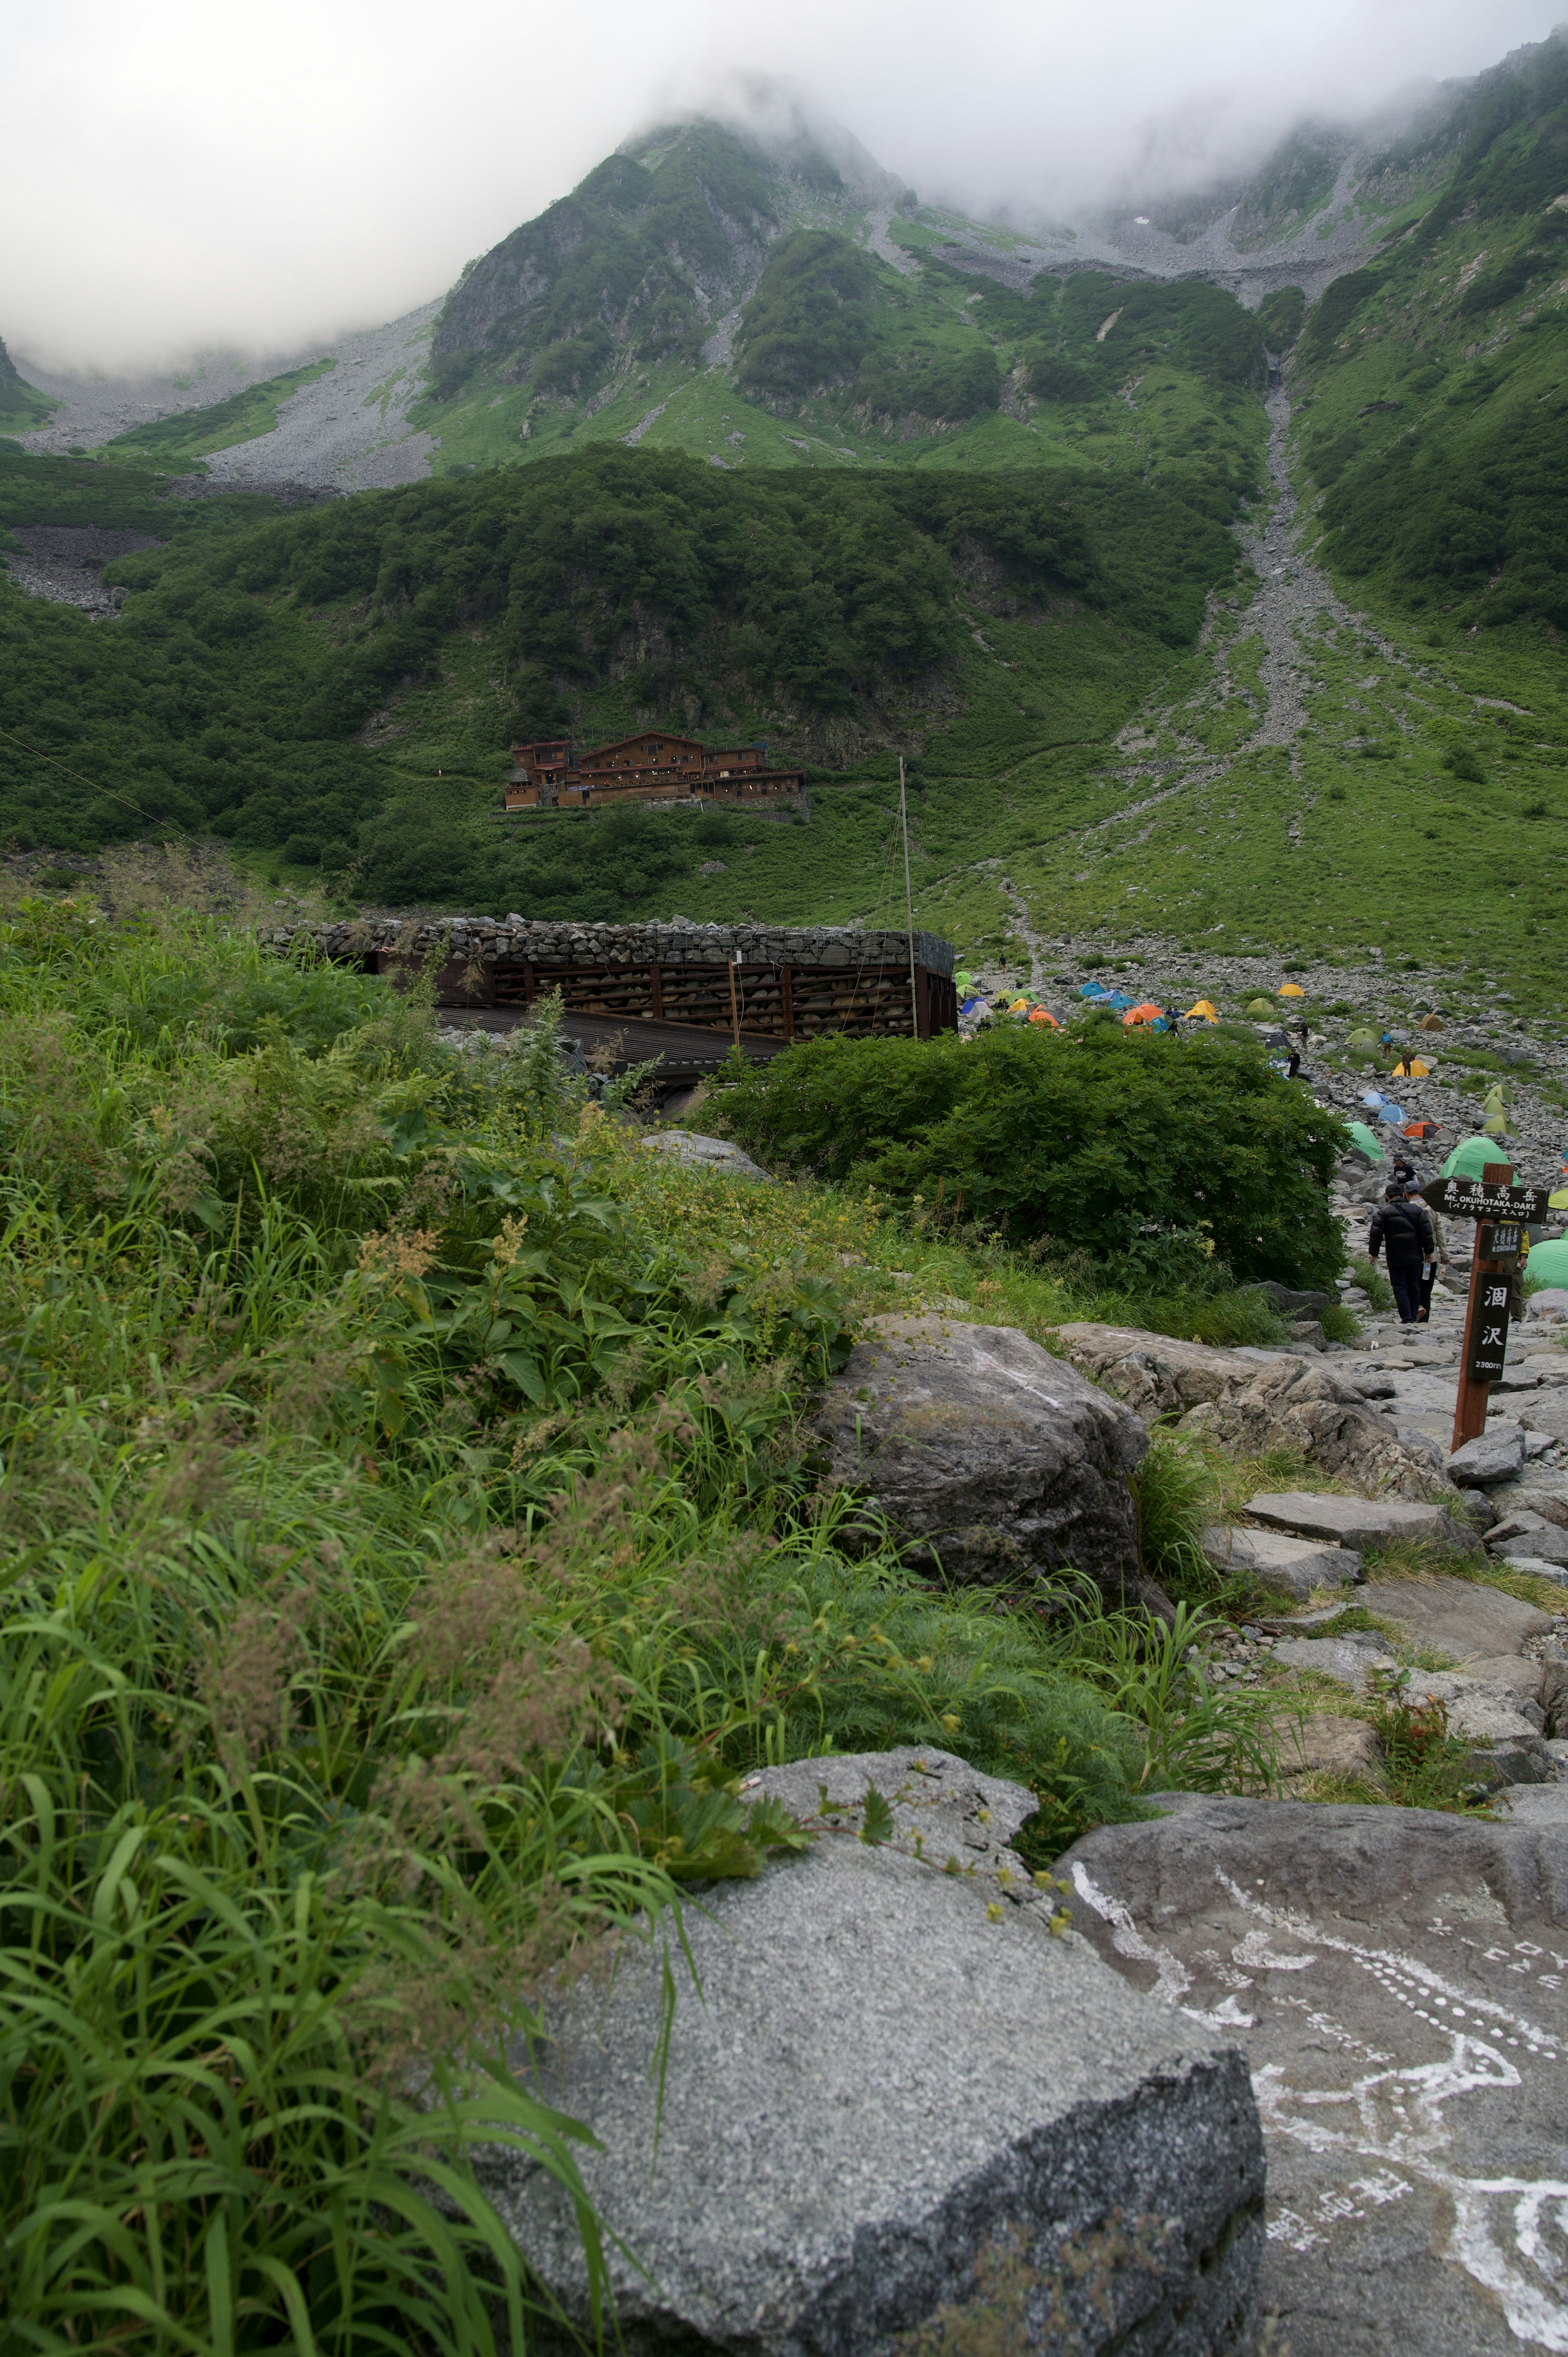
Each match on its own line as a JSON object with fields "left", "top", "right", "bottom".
{"left": 474, "top": 1750, "right": 1262, "bottom": 2356}
{"left": 1057, "top": 1794, "right": 1568, "bottom": 2355}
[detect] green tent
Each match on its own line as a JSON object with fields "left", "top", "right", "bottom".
{"left": 1347, "top": 1029, "right": 1381, "bottom": 1057}
{"left": 1443, "top": 1135, "right": 1513, "bottom": 1181}
{"left": 1245, "top": 997, "right": 1275, "bottom": 1017}
{"left": 1346, "top": 1121, "right": 1385, "bottom": 1162}
{"left": 1526, "top": 1235, "right": 1568, "bottom": 1288}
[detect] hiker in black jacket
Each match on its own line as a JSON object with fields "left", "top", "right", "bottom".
{"left": 1368, "top": 1186, "right": 1426, "bottom": 1326}
{"left": 1403, "top": 1184, "right": 1439, "bottom": 1322}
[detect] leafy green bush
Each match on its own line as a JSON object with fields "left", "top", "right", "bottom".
{"left": 1256, "top": 285, "right": 1307, "bottom": 350}
{"left": 736, "top": 229, "right": 889, "bottom": 399}
{"left": 716, "top": 1021, "right": 1347, "bottom": 1285}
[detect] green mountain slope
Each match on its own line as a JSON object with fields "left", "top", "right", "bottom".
{"left": 1, "top": 35, "right": 1566, "bottom": 1015}
{"left": 0, "top": 337, "right": 58, "bottom": 434}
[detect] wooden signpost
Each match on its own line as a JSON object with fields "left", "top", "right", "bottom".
{"left": 1421, "top": 1163, "right": 1551, "bottom": 1449}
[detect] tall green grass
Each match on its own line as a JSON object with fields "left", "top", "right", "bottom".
{"left": 0, "top": 899, "right": 1189, "bottom": 2352}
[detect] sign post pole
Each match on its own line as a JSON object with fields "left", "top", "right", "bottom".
{"left": 1449, "top": 1160, "right": 1520, "bottom": 1452}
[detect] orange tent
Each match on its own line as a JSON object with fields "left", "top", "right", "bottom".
{"left": 1123, "top": 1002, "right": 1165, "bottom": 1027}
{"left": 1027, "top": 1005, "right": 1060, "bottom": 1028}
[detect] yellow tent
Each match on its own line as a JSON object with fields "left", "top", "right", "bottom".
{"left": 1278, "top": 983, "right": 1306, "bottom": 998}
{"left": 1392, "top": 1057, "right": 1432, "bottom": 1079}
{"left": 1552, "top": 1187, "right": 1568, "bottom": 1212}
{"left": 1185, "top": 999, "right": 1218, "bottom": 1020}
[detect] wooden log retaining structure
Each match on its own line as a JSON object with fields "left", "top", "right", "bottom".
{"left": 268, "top": 918, "right": 959, "bottom": 1045}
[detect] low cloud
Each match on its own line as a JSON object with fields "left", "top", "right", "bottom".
{"left": 3, "top": 0, "right": 1561, "bottom": 376}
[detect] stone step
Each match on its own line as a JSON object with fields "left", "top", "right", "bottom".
{"left": 1245, "top": 1492, "right": 1469, "bottom": 1553}
{"left": 1198, "top": 1524, "right": 1358, "bottom": 1599}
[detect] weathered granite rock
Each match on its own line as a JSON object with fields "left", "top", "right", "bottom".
{"left": 1276, "top": 1713, "right": 1388, "bottom": 1790}
{"left": 1053, "top": 1329, "right": 1453, "bottom": 1499}
{"left": 1506, "top": 1556, "right": 1568, "bottom": 1588}
{"left": 1049, "top": 1324, "right": 1260, "bottom": 1416}
{"left": 1360, "top": 1574, "right": 1556, "bottom": 1661}
{"left": 1515, "top": 1391, "right": 1568, "bottom": 1443}
{"left": 1484, "top": 1508, "right": 1556, "bottom": 1549}
{"left": 1055, "top": 1793, "right": 1568, "bottom": 2356}
{"left": 640, "top": 1129, "right": 772, "bottom": 1179}
{"left": 734, "top": 1746, "right": 1040, "bottom": 1894}
{"left": 1271, "top": 1636, "right": 1396, "bottom": 1692}
{"left": 1448, "top": 1427, "right": 1527, "bottom": 1486}
{"left": 1198, "top": 1524, "right": 1358, "bottom": 1600}
{"left": 477, "top": 1754, "right": 1265, "bottom": 2357}
{"left": 1497, "top": 1782, "right": 1568, "bottom": 1820}
{"left": 811, "top": 1318, "right": 1165, "bottom": 1615}
{"left": 1494, "top": 1522, "right": 1568, "bottom": 1567}
{"left": 1247, "top": 1493, "right": 1470, "bottom": 1553}
{"left": 1480, "top": 1478, "right": 1568, "bottom": 1527}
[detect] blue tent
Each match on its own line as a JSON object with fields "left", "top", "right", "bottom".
{"left": 1078, "top": 981, "right": 1109, "bottom": 999}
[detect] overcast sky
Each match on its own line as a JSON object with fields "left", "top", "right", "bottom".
{"left": 4, "top": 0, "right": 1563, "bottom": 375}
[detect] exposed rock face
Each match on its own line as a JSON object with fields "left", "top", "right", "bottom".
{"left": 639, "top": 1129, "right": 772, "bottom": 1178}
{"left": 1056, "top": 1794, "right": 1568, "bottom": 2356}
{"left": 1359, "top": 1574, "right": 1555, "bottom": 1660}
{"left": 476, "top": 1752, "right": 1266, "bottom": 2357}
{"left": 811, "top": 1317, "right": 1162, "bottom": 1614}
{"left": 1051, "top": 1325, "right": 1452, "bottom": 1500}
{"left": 1199, "top": 1523, "right": 1357, "bottom": 1600}
{"left": 1276, "top": 1713, "right": 1388, "bottom": 1791}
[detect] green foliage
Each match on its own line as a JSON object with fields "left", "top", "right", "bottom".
{"left": 715, "top": 1022, "right": 1348, "bottom": 1285}
{"left": 736, "top": 230, "right": 889, "bottom": 399}
{"left": 1038, "top": 274, "right": 1269, "bottom": 392}
{"left": 1, "top": 440, "right": 1249, "bottom": 867}
{"left": 7, "top": 899, "right": 1245, "bottom": 2341}
{"left": 1024, "top": 354, "right": 1100, "bottom": 403}
{"left": 1256, "top": 285, "right": 1307, "bottom": 350}
{"left": 0, "top": 335, "right": 58, "bottom": 430}
{"left": 1370, "top": 1672, "right": 1493, "bottom": 1812}
{"left": 1297, "top": 266, "right": 1383, "bottom": 367}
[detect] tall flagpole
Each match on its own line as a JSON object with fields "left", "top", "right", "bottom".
{"left": 899, "top": 755, "right": 919, "bottom": 1039}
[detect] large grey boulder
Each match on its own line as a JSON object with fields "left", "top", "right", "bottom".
{"left": 1051, "top": 1327, "right": 1450, "bottom": 1501}
{"left": 810, "top": 1318, "right": 1163, "bottom": 1614}
{"left": 640, "top": 1129, "right": 773, "bottom": 1179}
{"left": 478, "top": 1751, "right": 1265, "bottom": 2357}
{"left": 1055, "top": 1794, "right": 1568, "bottom": 2355}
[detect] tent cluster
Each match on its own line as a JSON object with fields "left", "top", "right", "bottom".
{"left": 955, "top": 972, "right": 1061, "bottom": 1030}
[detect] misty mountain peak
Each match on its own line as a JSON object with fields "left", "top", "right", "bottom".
{"left": 430, "top": 101, "right": 908, "bottom": 410}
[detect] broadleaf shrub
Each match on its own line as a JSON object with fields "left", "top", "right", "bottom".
{"left": 715, "top": 1022, "right": 1347, "bottom": 1287}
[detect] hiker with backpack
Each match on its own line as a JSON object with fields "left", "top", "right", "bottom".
{"left": 1368, "top": 1184, "right": 1428, "bottom": 1327}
